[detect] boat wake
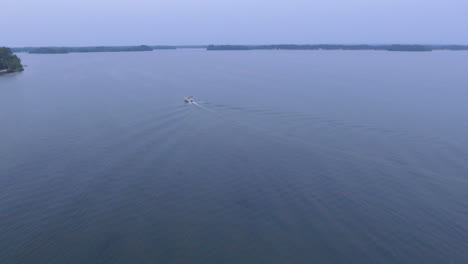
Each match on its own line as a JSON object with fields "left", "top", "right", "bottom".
{"left": 191, "top": 101, "right": 216, "bottom": 112}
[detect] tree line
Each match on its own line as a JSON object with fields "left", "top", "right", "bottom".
{"left": 207, "top": 44, "right": 468, "bottom": 51}
{"left": 27, "top": 45, "right": 155, "bottom": 54}
{"left": 0, "top": 47, "right": 24, "bottom": 73}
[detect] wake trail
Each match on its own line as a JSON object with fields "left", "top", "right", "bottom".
{"left": 192, "top": 102, "right": 216, "bottom": 112}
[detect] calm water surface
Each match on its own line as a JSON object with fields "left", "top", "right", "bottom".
{"left": 1, "top": 50, "right": 467, "bottom": 263}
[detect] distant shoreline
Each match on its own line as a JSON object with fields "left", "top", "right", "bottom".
{"left": 11, "top": 45, "right": 204, "bottom": 54}
{"left": 11, "top": 44, "right": 468, "bottom": 54}
{"left": 206, "top": 44, "right": 468, "bottom": 52}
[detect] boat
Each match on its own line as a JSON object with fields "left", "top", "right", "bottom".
{"left": 184, "top": 96, "right": 194, "bottom": 103}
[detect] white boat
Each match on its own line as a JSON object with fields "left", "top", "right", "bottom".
{"left": 184, "top": 96, "right": 194, "bottom": 103}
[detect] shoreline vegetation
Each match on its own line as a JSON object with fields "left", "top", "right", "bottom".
{"left": 0, "top": 47, "right": 24, "bottom": 73}
{"left": 11, "top": 45, "right": 201, "bottom": 54}
{"left": 9, "top": 44, "right": 468, "bottom": 54}
{"left": 206, "top": 44, "right": 468, "bottom": 51}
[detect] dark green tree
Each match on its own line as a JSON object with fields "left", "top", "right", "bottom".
{"left": 0, "top": 47, "right": 24, "bottom": 73}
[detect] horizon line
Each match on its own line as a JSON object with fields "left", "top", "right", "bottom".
{"left": 7, "top": 43, "right": 468, "bottom": 48}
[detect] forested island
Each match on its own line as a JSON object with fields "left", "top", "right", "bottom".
{"left": 25, "top": 45, "right": 154, "bottom": 54}
{"left": 207, "top": 44, "right": 468, "bottom": 51}
{"left": 0, "top": 47, "right": 24, "bottom": 73}
{"left": 11, "top": 45, "right": 209, "bottom": 54}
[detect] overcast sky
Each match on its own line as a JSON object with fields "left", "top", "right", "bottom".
{"left": 3, "top": 0, "right": 468, "bottom": 46}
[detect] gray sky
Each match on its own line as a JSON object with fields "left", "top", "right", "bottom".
{"left": 3, "top": 0, "right": 468, "bottom": 46}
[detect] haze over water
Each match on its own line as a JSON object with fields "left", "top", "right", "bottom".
{"left": 1, "top": 50, "right": 467, "bottom": 263}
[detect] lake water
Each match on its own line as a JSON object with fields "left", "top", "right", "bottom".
{"left": 1, "top": 50, "right": 467, "bottom": 263}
